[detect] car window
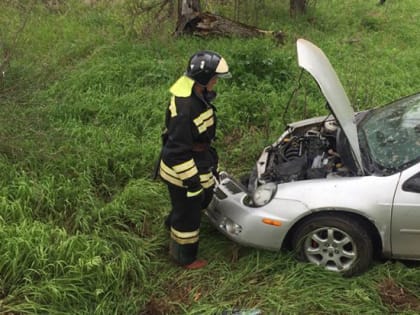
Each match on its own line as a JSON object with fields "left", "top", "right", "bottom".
{"left": 360, "top": 93, "right": 420, "bottom": 170}
{"left": 402, "top": 172, "right": 420, "bottom": 193}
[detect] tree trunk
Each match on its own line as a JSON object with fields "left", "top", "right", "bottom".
{"left": 290, "top": 0, "right": 307, "bottom": 16}
{"left": 176, "top": 0, "right": 201, "bottom": 35}
{"left": 175, "top": 0, "right": 284, "bottom": 43}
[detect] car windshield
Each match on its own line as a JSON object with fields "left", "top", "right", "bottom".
{"left": 359, "top": 93, "right": 420, "bottom": 171}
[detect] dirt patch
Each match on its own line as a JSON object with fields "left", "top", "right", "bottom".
{"left": 142, "top": 278, "right": 198, "bottom": 314}
{"left": 142, "top": 295, "right": 179, "bottom": 315}
{"left": 378, "top": 278, "right": 420, "bottom": 312}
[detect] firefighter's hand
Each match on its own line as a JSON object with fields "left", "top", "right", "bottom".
{"left": 211, "top": 167, "right": 220, "bottom": 182}
{"left": 184, "top": 176, "right": 203, "bottom": 198}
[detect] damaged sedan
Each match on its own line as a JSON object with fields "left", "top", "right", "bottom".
{"left": 206, "top": 39, "right": 420, "bottom": 276}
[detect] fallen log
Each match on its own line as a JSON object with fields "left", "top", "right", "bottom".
{"left": 176, "top": 11, "right": 285, "bottom": 44}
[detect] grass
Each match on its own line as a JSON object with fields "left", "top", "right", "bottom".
{"left": 0, "top": 0, "right": 419, "bottom": 314}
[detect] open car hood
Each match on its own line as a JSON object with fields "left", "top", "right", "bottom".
{"left": 297, "top": 39, "right": 364, "bottom": 174}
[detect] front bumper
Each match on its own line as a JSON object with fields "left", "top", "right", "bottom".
{"left": 205, "top": 172, "right": 287, "bottom": 251}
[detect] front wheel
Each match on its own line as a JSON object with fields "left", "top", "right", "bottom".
{"left": 291, "top": 214, "right": 373, "bottom": 277}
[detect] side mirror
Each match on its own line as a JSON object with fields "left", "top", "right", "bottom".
{"left": 402, "top": 172, "right": 420, "bottom": 193}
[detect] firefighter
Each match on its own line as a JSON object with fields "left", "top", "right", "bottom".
{"left": 159, "top": 51, "right": 231, "bottom": 269}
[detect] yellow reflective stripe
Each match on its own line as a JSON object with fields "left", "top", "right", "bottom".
{"left": 178, "top": 166, "right": 198, "bottom": 180}
{"left": 160, "top": 160, "right": 200, "bottom": 185}
{"left": 194, "top": 110, "right": 214, "bottom": 134}
{"left": 187, "top": 188, "right": 203, "bottom": 197}
{"left": 160, "top": 161, "right": 178, "bottom": 177}
{"left": 171, "top": 227, "right": 199, "bottom": 239}
{"left": 197, "top": 118, "right": 214, "bottom": 133}
{"left": 173, "top": 159, "right": 196, "bottom": 173}
{"left": 171, "top": 233, "right": 199, "bottom": 245}
{"left": 160, "top": 169, "right": 183, "bottom": 187}
{"left": 197, "top": 124, "right": 207, "bottom": 133}
{"left": 201, "top": 178, "right": 215, "bottom": 189}
{"left": 200, "top": 173, "right": 212, "bottom": 181}
{"left": 160, "top": 161, "right": 184, "bottom": 186}
{"left": 193, "top": 109, "right": 213, "bottom": 126}
{"left": 199, "top": 172, "right": 215, "bottom": 188}
{"left": 169, "top": 76, "right": 194, "bottom": 97}
{"left": 169, "top": 96, "right": 177, "bottom": 117}
{"left": 161, "top": 160, "right": 198, "bottom": 180}
{"left": 205, "top": 117, "right": 214, "bottom": 127}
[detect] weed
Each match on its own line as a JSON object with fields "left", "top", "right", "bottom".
{"left": 1, "top": 0, "right": 419, "bottom": 313}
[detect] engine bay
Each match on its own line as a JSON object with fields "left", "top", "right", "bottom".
{"left": 260, "top": 119, "right": 354, "bottom": 184}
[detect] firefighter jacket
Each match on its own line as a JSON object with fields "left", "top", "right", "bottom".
{"left": 159, "top": 76, "right": 217, "bottom": 197}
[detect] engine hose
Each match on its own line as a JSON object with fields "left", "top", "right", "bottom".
{"left": 281, "top": 141, "right": 301, "bottom": 161}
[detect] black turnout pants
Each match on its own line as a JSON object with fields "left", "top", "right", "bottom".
{"left": 166, "top": 183, "right": 214, "bottom": 265}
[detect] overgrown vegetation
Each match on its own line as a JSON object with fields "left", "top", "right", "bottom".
{"left": 0, "top": 0, "right": 419, "bottom": 314}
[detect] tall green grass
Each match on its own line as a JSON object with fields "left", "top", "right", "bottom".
{"left": 0, "top": 0, "right": 419, "bottom": 314}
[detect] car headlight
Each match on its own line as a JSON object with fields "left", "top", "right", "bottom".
{"left": 219, "top": 217, "right": 242, "bottom": 235}
{"left": 252, "top": 183, "right": 277, "bottom": 206}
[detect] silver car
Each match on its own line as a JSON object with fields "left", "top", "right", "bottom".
{"left": 206, "top": 39, "right": 420, "bottom": 276}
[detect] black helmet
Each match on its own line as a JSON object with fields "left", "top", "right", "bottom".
{"left": 185, "top": 50, "right": 231, "bottom": 86}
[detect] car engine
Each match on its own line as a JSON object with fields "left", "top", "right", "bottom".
{"left": 260, "top": 120, "right": 352, "bottom": 184}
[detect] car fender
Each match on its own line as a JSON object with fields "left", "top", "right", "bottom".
{"left": 270, "top": 174, "right": 400, "bottom": 254}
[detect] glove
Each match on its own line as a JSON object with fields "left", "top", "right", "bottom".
{"left": 210, "top": 166, "right": 220, "bottom": 182}
{"left": 184, "top": 175, "right": 203, "bottom": 198}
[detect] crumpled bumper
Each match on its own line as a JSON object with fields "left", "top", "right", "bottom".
{"left": 205, "top": 172, "right": 286, "bottom": 250}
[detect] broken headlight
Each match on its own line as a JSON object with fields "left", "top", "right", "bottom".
{"left": 252, "top": 183, "right": 277, "bottom": 206}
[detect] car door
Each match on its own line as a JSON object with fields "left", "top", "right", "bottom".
{"left": 391, "top": 164, "right": 420, "bottom": 259}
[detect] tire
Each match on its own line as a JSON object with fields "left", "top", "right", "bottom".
{"left": 291, "top": 214, "right": 373, "bottom": 277}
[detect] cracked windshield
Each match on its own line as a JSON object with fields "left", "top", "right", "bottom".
{"left": 361, "top": 94, "right": 420, "bottom": 169}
